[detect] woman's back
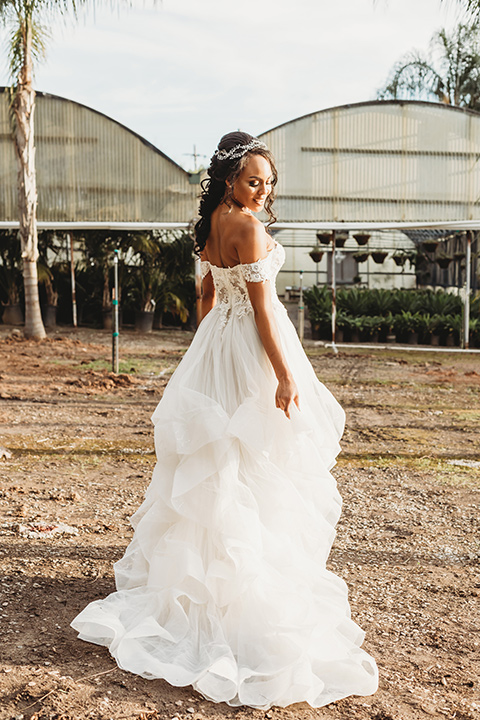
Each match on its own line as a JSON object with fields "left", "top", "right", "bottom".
{"left": 204, "top": 204, "right": 273, "bottom": 269}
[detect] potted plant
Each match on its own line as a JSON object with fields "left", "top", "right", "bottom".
{"left": 304, "top": 285, "right": 332, "bottom": 340}
{"left": 392, "top": 252, "right": 407, "bottom": 267}
{"left": 422, "top": 239, "right": 440, "bottom": 254}
{"left": 453, "top": 251, "right": 466, "bottom": 261}
{"left": 353, "top": 252, "right": 369, "bottom": 263}
{"left": 0, "top": 230, "right": 23, "bottom": 325}
{"left": 153, "top": 275, "right": 192, "bottom": 330}
{"left": 363, "top": 315, "right": 384, "bottom": 343}
{"left": 154, "top": 234, "right": 196, "bottom": 330}
{"left": 384, "top": 312, "right": 396, "bottom": 343}
{"left": 394, "top": 310, "right": 422, "bottom": 344}
{"left": 335, "top": 311, "right": 350, "bottom": 343}
{"left": 418, "top": 313, "right": 441, "bottom": 345}
{"left": 421, "top": 288, "right": 462, "bottom": 317}
{"left": 367, "top": 288, "right": 396, "bottom": 317}
{"left": 37, "top": 231, "right": 66, "bottom": 329}
{"left": 38, "top": 264, "right": 58, "bottom": 328}
{"left": 81, "top": 229, "right": 128, "bottom": 329}
{"left": 335, "top": 232, "right": 349, "bottom": 248}
{"left": 316, "top": 231, "right": 332, "bottom": 245}
{"left": 353, "top": 233, "right": 370, "bottom": 246}
{"left": 440, "top": 314, "right": 461, "bottom": 346}
{"left": 470, "top": 317, "right": 480, "bottom": 348}
{"left": 346, "top": 315, "right": 364, "bottom": 343}
{"left": 436, "top": 253, "right": 453, "bottom": 269}
{"left": 337, "top": 287, "right": 371, "bottom": 317}
{"left": 371, "top": 250, "right": 388, "bottom": 264}
{"left": 309, "top": 247, "right": 324, "bottom": 263}
{"left": 123, "top": 232, "right": 167, "bottom": 333}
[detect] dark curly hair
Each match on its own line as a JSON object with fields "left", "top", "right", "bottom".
{"left": 194, "top": 131, "right": 277, "bottom": 255}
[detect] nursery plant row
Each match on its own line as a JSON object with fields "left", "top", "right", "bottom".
{"left": 304, "top": 286, "right": 480, "bottom": 346}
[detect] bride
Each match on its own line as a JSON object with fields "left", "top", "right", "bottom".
{"left": 71, "top": 131, "right": 379, "bottom": 710}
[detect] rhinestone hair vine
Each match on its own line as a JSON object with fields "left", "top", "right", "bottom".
{"left": 214, "top": 139, "right": 267, "bottom": 162}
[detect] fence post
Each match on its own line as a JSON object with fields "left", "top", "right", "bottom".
{"left": 112, "top": 249, "right": 119, "bottom": 374}
{"left": 463, "top": 231, "right": 471, "bottom": 350}
{"left": 298, "top": 270, "right": 304, "bottom": 344}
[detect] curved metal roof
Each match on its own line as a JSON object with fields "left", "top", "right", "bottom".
{"left": 0, "top": 88, "right": 197, "bottom": 223}
{"left": 259, "top": 100, "right": 480, "bottom": 224}
{"left": 260, "top": 98, "right": 480, "bottom": 136}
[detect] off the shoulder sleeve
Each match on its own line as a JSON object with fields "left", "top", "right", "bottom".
{"left": 200, "top": 261, "right": 210, "bottom": 279}
{"left": 241, "top": 256, "right": 270, "bottom": 283}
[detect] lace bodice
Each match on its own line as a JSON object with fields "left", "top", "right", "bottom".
{"left": 201, "top": 241, "right": 285, "bottom": 327}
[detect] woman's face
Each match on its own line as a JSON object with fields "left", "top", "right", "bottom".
{"left": 231, "top": 154, "right": 273, "bottom": 213}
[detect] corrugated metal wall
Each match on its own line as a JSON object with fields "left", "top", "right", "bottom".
{"left": 0, "top": 89, "right": 198, "bottom": 222}
{"left": 260, "top": 101, "right": 480, "bottom": 223}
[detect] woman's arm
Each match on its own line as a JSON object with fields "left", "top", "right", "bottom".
{"left": 236, "top": 221, "right": 299, "bottom": 419}
{"left": 200, "top": 270, "right": 216, "bottom": 321}
{"left": 247, "top": 281, "right": 299, "bottom": 418}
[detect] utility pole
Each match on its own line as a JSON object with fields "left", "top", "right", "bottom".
{"left": 184, "top": 145, "right": 207, "bottom": 172}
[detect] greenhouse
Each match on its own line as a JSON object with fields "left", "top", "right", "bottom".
{"left": 259, "top": 100, "right": 480, "bottom": 296}
{"left": 0, "top": 93, "right": 479, "bottom": 344}
{"left": 0, "top": 87, "right": 198, "bottom": 224}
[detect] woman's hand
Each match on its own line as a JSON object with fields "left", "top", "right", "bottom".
{"left": 275, "top": 375, "right": 300, "bottom": 419}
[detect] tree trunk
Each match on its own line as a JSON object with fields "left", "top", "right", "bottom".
{"left": 11, "top": 18, "right": 46, "bottom": 339}
{"left": 23, "top": 259, "right": 45, "bottom": 337}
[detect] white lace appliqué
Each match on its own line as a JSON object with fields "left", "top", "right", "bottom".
{"left": 202, "top": 243, "right": 285, "bottom": 329}
{"left": 200, "top": 261, "right": 210, "bottom": 279}
{"left": 240, "top": 259, "right": 270, "bottom": 283}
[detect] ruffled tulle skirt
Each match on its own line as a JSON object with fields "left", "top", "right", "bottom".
{"left": 71, "top": 302, "right": 378, "bottom": 709}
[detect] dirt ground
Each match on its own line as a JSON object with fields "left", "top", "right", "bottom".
{"left": 0, "top": 325, "right": 479, "bottom": 720}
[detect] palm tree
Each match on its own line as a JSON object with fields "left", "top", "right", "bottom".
{"left": 378, "top": 21, "right": 480, "bottom": 111}
{"left": 443, "top": 1, "right": 480, "bottom": 18}
{"left": 0, "top": 1, "right": 150, "bottom": 339}
{"left": 0, "top": 2, "right": 91, "bottom": 338}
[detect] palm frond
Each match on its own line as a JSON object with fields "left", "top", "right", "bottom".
{"left": 378, "top": 19, "right": 480, "bottom": 110}
{"left": 0, "top": 1, "right": 157, "bottom": 25}
{"left": 7, "top": 16, "right": 49, "bottom": 79}
{"left": 441, "top": 1, "right": 480, "bottom": 20}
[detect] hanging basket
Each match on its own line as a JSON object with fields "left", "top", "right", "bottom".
{"left": 454, "top": 251, "right": 466, "bottom": 261}
{"left": 335, "top": 232, "right": 349, "bottom": 248}
{"left": 422, "top": 239, "right": 440, "bottom": 253}
{"left": 316, "top": 232, "right": 332, "bottom": 245}
{"left": 436, "top": 255, "right": 453, "bottom": 269}
{"left": 353, "top": 252, "right": 369, "bottom": 263}
{"left": 371, "top": 251, "right": 388, "bottom": 264}
{"left": 309, "top": 249, "right": 324, "bottom": 263}
{"left": 353, "top": 233, "right": 370, "bottom": 246}
{"left": 393, "top": 254, "right": 406, "bottom": 267}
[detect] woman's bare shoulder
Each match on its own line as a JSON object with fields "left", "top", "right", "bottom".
{"left": 235, "top": 215, "right": 270, "bottom": 264}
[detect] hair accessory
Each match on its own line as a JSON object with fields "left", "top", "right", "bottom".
{"left": 214, "top": 139, "right": 267, "bottom": 162}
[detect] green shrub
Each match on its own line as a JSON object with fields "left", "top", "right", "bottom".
{"left": 419, "top": 290, "right": 462, "bottom": 316}
{"left": 365, "top": 289, "right": 396, "bottom": 316}
{"left": 417, "top": 313, "right": 442, "bottom": 336}
{"left": 304, "top": 285, "right": 331, "bottom": 323}
{"left": 337, "top": 287, "right": 371, "bottom": 316}
{"left": 394, "top": 311, "right": 423, "bottom": 334}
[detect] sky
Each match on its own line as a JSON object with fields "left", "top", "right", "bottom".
{"left": 0, "top": 0, "right": 467, "bottom": 170}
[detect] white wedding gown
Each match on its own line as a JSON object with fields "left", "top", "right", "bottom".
{"left": 71, "top": 241, "right": 378, "bottom": 709}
